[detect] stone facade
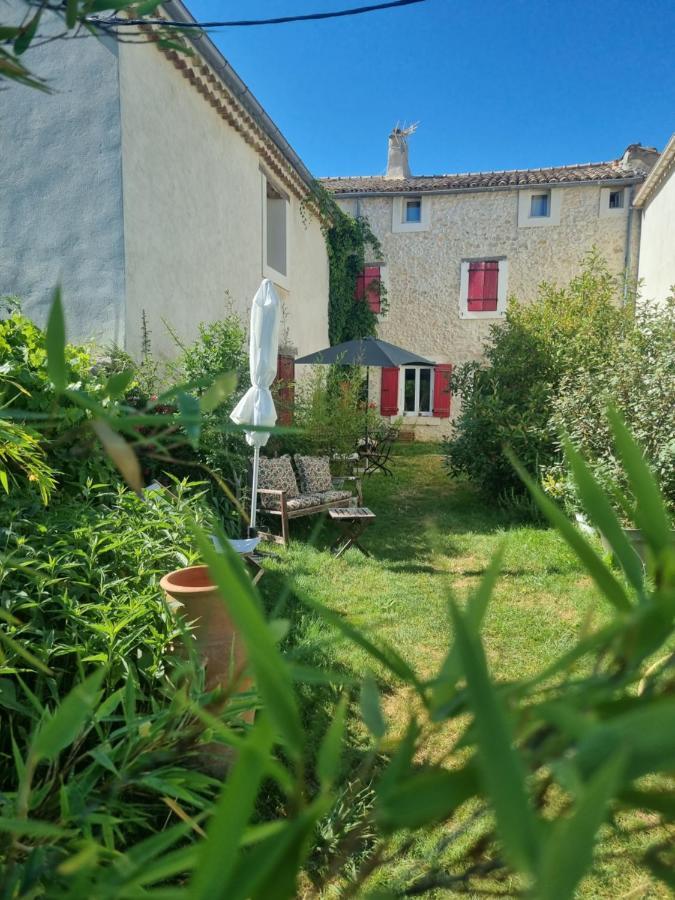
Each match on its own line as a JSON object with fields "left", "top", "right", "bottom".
{"left": 328, "top": 142, "right": 653, "bottom": 440}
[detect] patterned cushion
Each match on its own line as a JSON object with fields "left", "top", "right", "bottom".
{"left": 316, "top": 490, "right": 352, "bottom": 504}
{"left": 258, "top": 455, "right": 299, "bottom": 509}
{"left": 262, "top": 493, "right": 323, "bottom": 511}
{"left": 294, "top": 455, "right": 333, "bottom": 493}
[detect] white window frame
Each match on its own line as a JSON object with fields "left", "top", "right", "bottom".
{"left": 518, "top": 188, "right": 561, "bottom": 227}
{"left": 599, "top": 186, "right": 628, "bottom": 218}
{"left": 392, "top": 195, "right": 430, "bottom": 233}
{"left": 459, "top": 257, "right": 508, "bottom": 320}
{"left": 400, "top": 365, "right": 434, "bottom": 416}
{"left": 261, "top": 170, "right": 290, "bottom": 289}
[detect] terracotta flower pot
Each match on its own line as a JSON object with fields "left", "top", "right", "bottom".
{"left": 159, "top": 565, "right": 253, "bottom": 718}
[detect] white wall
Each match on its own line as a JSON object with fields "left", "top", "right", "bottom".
{"left": 637, "top": 167, "right": 675, "bottom": 306}
{"left": 0, "top": 2, "right": 126, "bottom": 348}
{"left": 118, "top": 43, "right": 329, "bottom": 361}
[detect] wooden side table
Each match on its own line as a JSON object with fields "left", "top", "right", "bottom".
{"left": 328, "top": 507, "right": 376, "bottom": 558}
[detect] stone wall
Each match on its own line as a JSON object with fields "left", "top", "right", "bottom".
{"left": 339, "top": 184, "right": 640, "bottom": 440}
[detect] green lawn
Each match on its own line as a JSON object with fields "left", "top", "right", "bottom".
{"left": 259, "top": 445, "right": 669, "bottom": 898}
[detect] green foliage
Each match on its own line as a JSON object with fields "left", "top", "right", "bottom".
{"left": 271, "top": 364, "right": 394, "bottom": 460}
{"left": 307, "top": 184, "right": 386, "bottom": 345}
{"left": 0, "top": 480, "right": 252, "bottom": 889}
{"left": 0, "top": 299, "right": 115, "bottom": 488}
{"left": 444, "top": 252, "right": 632, "bottom": 500}
{"left": 544, "top": 293, "right": 675, "bottom": 516}
{"left": 0, "top": 420, "right": 55, "bottom": 504}
{"left": 2, "top": 290, "right": 674, "bottom": 898}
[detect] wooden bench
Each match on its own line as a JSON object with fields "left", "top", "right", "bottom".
{"left": 255, "top": 455, "right": 362, "bottom": 546}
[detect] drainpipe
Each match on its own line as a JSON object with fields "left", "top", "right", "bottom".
{"left": 623, "top": 184, "right": 635, "bottom": 307}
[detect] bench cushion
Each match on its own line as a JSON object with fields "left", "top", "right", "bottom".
{"left": 294, "top": 455, "right": 333, "bottom": 493}
{"left": 316, "top": 490, "right": 353, "bottom": 503}
{"left": 258, "top": 455, "right": 299, "bottom": 508}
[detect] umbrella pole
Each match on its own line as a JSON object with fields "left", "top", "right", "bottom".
{"left": 365, "top": 365, "right": 369, "bottom": 448}
{"left": 249, "top": 445, "right": 260, "bottom": 536}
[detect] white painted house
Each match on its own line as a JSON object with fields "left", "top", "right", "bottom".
{"left": 323, "top": 131, "right": 660, "bottom": 439}
{"left": 634, "top": 133, "right": 675, "bottom": 307}
{"left": 1, "top": 0, "right": 329, "bottom": 362}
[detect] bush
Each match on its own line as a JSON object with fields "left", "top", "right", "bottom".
{"left": 444, "top": 252, "right": 632, "bottom": 499}
{"left": 545, "top": 293, "right": 675, "bottom": 516}
{"left": 0, "top": 479, "right": 249, "bottom": 875}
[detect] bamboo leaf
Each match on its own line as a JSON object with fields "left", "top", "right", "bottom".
{"left": 317, "top": 695, "right": 347, "bottom": 788}
{"left": 450, "top": 600, "right": 539, "bottom": 874}
{"left": 377, "top": 764, "right": 479, "bottom": 831}
{"left": 66, "top": 0, "right": 79, "bottom": 28}
{"left": 31, "top": 669, "right": 105, "bottom": 761}
{"left": 507, "top": 450, "right": 632, "bottom": 613}
{"left": 193, "top": 523, "right": 304, "bottom": 760}
{"left": 14, "top": 10, "right": 41, "bottom": 55}
{"left": 45, "top": 287, "right": 67, "bottom": 393}
{"left": 360, "top": 674, "right": 386, "bottom": 740}
{"left": 537, "top": 752, "right": 626, "bottom": 900}
{"left": 189, "top": 716, "right": 273, "bottom": 899}
{"left": 105, "top": 369, "right": 134, "bottom": 399}
{"left": 607, "top": 408, "right": 673, "bottom": 558}
{"left": 92, "top": 419, "right": 143, "bottom": 495}
{"left": 199, "top": 373, "right": 237, "bottom": 413}
{"left": 177, "top": 392, "right": 201, "bottom": 446}
{"left": 563, "top": 438, "right": 643, "bottom": 595}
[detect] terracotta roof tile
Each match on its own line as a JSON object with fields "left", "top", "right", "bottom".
{"left": 321, "top": 160, "right": 647, "bottom": 195}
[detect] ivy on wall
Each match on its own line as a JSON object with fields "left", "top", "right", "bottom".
{"left": 306, "top": 183, "right": 386, "bottom": 345}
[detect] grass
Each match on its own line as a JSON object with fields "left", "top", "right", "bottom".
{"left": 258, "top": 445, "right": 670, "bottom": 898}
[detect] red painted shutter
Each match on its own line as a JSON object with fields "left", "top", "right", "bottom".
{"left": 482, "top": 261, "right": 499, "bottom": 311}
{"left": 355, "top": 266, "right": 381, "bottom": 313}
{"left": 433, "top": 364, "right": 452, "bottom": 417}
{"left": 380, "top": 366, "right": 399, "bottom": 416}
{"left": 467, "top": 261, "right": 485, "bottom": 311}
{"left": 274, "top": 353, "right": 295, "bottom": 426}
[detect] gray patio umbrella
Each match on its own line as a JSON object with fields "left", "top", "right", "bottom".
{"left": 296, "top": 338, "right": 434, "bottom": 445}
{"left": 295, "top": 337, "right": 433, "bottom": 368}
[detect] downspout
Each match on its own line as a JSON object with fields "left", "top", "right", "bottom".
{"left": 623, "top": 184, "right": 635, "bottom": 308}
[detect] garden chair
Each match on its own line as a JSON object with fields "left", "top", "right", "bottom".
{"left": 357, "top": 427, "right": 397, "bottom": 477}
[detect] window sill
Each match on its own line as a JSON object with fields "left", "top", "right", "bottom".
{"left": 460, "top": 309, "right": 506, "bottom": 320}
{"left": 262, "top": 262, "right": 290, "bottom": 291}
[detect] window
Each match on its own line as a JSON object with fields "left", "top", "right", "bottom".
{"left": 518, "top": 188, "right": 561, "bottom": 227}
{"left": 467, "top": 260, "right": 499, "bottom": 311}
{"left": 609, "top": 189, "right": 624, "bottom": 209}
{"left": 459, "top": 258, "right": 508, "bottom": 318}
{"left": 403, "top": 367, "right": 433, "bottom": 415}
{"left": 264, "top": 177, "right": 287, "bottom": 279}
{"left": 530, "top": 192, "right": 550, "bottom": 217}
{"left": 404, "top": 198, "right": 422, "bottom": 223}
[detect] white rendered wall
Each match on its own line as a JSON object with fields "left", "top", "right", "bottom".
{"left": 0, "top": 2, "right": 126, "bottom": 348}
{"left": 637, "top": 169, "right": 675, "bottom": 306}
{"left": 118, "top": 43, "right": 329, "bottom": 361}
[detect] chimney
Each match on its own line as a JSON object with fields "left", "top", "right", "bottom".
{"left": 621, "top": 143, "right": 660, "bottom": 173}
{"left": 386, "top": 126, "right": 413, "bottom": 179}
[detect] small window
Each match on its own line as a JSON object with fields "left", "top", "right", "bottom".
{"left": 265, "top": 179, "right": 287, "bottom": 277}
{"left": 404, "top": 198, "right": 422, "bottom": 223}
{"left": 402, "top": 366, "right": 433, "bottom": 415}
{"left": 609, "top": 189, "right": 624, "bottom": 209}
{"left": 467, "top": 260, "right": 499, "bottom": 312}
{"left": 530, "top": 193, "right": 550, "bottom": 217}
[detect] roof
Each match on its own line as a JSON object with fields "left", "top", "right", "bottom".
{"left": 633, "top": 133, "right": 675, "bottom": 208}
{"left": 157, "top": 1, "right": 315, "bottom": 197}
{"left": 321, "top": 159, "right": 649, "bottom": 196}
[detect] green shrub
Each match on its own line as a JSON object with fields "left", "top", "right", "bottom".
{"left": 545, "top": 293, "right": 675, "bottom": 517}
{"left": 444, "top": 252, "right": 632, "bottom": 499}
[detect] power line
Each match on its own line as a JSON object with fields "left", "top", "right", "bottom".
{"left": 89, "top": 0, "right": 428, "bottom": 30}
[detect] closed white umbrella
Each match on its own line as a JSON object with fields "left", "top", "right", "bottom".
{"left": 230, "top": 279, "right": 281, "bottom": 533}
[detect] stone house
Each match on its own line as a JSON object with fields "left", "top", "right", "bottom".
{"left": 634, "top": 132, "right": 675, "bottom": 307}
{"left": 1, "top": 0, "right": 329, "bottom": 363}
{"left": 322, "top": 131, "right": 659, "bottom": 440}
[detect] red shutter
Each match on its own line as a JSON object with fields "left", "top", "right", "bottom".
{"left": 482, "top": 261, "right": 499, "bottom": 312}
{"left": 355, "top": 266, "right": 381, "bottom": 313}
{"left": 433, "top": 364, "right": 452, "bottom": 417}
{"left": 274, "top": 353, "right": 295, "bottom": 426}
{"left": 467, "top": 260, "right": 499, "bottom": 312}
{"left": 380, "top": 366, "right": 399, "bottom": 416}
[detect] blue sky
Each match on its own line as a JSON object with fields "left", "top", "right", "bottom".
{"left": 187, "top": 0, "right": 675, "bottom": 178}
